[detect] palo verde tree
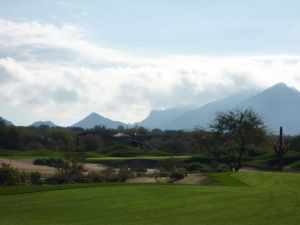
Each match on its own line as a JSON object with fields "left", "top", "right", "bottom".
{"left": 210, "top": 108, "right": 266, "bottom": 172}
{"left": 273, "top": 126, "right": 289, "bottom": 171}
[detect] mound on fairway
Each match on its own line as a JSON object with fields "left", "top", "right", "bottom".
{"left": 0, "top": 172, "right": 299, "bottom": 225}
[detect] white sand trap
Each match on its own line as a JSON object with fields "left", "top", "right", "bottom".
{"left": 83, "top": 163, "right": 108, "bottom": 172}
{"left": 174, "top": 173, "right": 212, "bottom": 185}
{"left": 0, "top": 158, "right": 108, "bottom": 176}
{"left": 126, "top": 177, "right": 157, "bottom": 183}
{"left": 0, "top": 158, "right": 56, "bottom": 175}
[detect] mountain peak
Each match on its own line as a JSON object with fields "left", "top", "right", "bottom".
{"left": 31, "top": 121, "right": 57, "bottom": 127}
{"left": 261, "top": 82, "right": 299, "bottom": 96}
{"left": 272, "top": 82, "right": 288, "bottom": 88}
{"left": 73, "top": 112, "right": 125, "bottom": 129}
{"left": 88, "top": 112, "right": 102, "bottom": 117}
{"left": 268, "top": 82, "right": 297, "bottom": 92}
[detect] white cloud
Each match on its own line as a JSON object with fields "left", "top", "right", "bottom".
{"left": 1, "top": 17, "right": 300, "bottom": 126}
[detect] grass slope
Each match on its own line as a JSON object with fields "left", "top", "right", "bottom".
{"left": 0, "top": 172, "right": 299, "bottom": 225}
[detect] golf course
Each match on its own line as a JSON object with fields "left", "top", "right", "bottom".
{"left": 1, "top": 172, "right": 299, "bottom": 225}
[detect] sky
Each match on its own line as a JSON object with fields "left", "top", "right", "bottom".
{"left": 1, "top": 0, "right": 300, "bottom": 126}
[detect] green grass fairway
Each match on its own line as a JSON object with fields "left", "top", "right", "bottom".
{"left": 0, "top": 149, "right": 66, "bottom": 159}
{"left": 0, "top": 172, "right": 300, "bottom": 225}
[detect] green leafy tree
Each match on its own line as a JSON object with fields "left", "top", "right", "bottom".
{"left": 79, "top": 134, "right": 102, "bottom": 151}
{"left": 54, "top": 153, "right": 85, "bottom": 183}
{"left": 210, "top": 108, "right": 266, "bottom": 172}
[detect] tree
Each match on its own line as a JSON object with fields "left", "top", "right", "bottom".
{"left": 273, "top": 126, "right": 289, "bottom": 171}
{"left": 54, "top": 153, "right": 85, "bottom": 183}
{"left": 210, "top": 108, "right": 266, "bottom": 172}
{"left": 79, "top": 134, "right": 102, "bottom": 151}
{"left": 4, "top": 127, "right": 24, "bottom": 150}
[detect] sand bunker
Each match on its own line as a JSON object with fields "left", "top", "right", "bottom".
{"left": 0, "top": 158, "right": 107, "bottom": 176}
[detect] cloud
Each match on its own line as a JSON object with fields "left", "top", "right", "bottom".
{"left": 1, "top": 17, "right": 300, "bottom": 126}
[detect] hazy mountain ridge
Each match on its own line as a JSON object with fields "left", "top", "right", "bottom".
{"left": 163, "top": 89, "right": 257, "bottom": 130}
{"left": 136, "top": 107, "right": 191, "bottom": 129}
{"left": 163, "top": 83, "right": 300, "bottom": 134}
{"left": 0, "top": 117, "right": 14, "bottom": 126}
{"left": 3, "top": 83, "right": 300, "bottom": 134}
{"left": 72, "top": 112, "right": 126, "bottom": 129}
{"left": 241, "top": 83, "right": 300, "bottom": 134}
{"left": 30, "top": 121, "right": 57, "bottom": 127}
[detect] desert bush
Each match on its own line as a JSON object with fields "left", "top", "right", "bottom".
{"left": 154, "top": 167, "right": 171, "bottom": 177}
{"left": 131, "top": 167, "right": 147, "bottom": 177}
{"left": 0, "top": 163, "right": 30, "bottom": 186}
{"left": 33, "top": 158, "right": 47, "bottom": 165}
{"left": 169, "top": 169, "right": 185, "bottom": 181}
{"left": 208, "top": 161, "right": 230, "bottom": 172}
{"left": 85, "top": 171, "right": 105, "bottom": 182}
{"left": 45, "top": 175, "right": 66, "bottom": 184}
{"left": 101, "top": 168, "right": 118, "bottom": 182}
{"left": 30, "top": 172, "right": 42, "bottom": 185}
{"left": 117, "top": 167, "right": 134, "bottom": 181}
{"left": 33, "top": 158, "right": 64, "bottom": 168}
{"left": 185, "top": 162, "right": 203, "bottom": 172}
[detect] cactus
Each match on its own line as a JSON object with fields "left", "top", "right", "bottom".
{"left": 273, "top": 126, "right": 289, "bottom": 171}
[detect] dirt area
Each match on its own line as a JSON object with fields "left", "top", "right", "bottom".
{"left": 126, "top": 173, "right": 214, "bottom": 185}
{"left": 126, "top": 176, "right": 170, "bottom": 183}
{"left": 0, "top": 158, "right": 56, "bottom": 175}
{"left": 83, "top": 163, "right": 107, "bottom": 172}
{"left": 174, "top": 173, "right": 214, "bottom": 185}
{"left": 0, "top": 158, "right": 107, "bottom": 176}
{"left": 239, "top": 166, "right": 260, "bottom": 172}
{"left": 126, "top": 177, "right": 157, "bottom": 183}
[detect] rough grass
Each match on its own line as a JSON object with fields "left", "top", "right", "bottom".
{"left": 0, "top": 149, "right": 65, "bottom": 159}
{"left": 99, "top": 145, "right": 168, "bottom": 157}
{"left": 0, "top": 172, "right": 299, "bottom": 225}
{"left": 245, "top": 151, "right": 300, "bottom": 170}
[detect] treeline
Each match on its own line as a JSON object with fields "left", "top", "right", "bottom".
{"left": 1, "top": 112, "right": 300, "bottom": 156}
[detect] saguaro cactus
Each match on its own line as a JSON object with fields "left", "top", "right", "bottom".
{"left": 273, "top": 126, "right": 289, "bottom": 171}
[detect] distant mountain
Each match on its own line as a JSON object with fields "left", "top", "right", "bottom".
{"left": 31, "top": 121, "right": 57, "bottom": 127}
{"left": 136, "top": 107, "right": 190, "bottom": 129}
{"left": 0, "top": 117, "right": 14, "bottom": 126}
{"left": 164, "top": 89, "right": 257, "bottom": 130}
{"left": 73, "top": 112, "right": 126, "bottom": 129}
{"left": 163, "top": 83, "right": 300, "bottom": 135}
{"left": 241, "top": 82, "right": 300, "bottom": 134}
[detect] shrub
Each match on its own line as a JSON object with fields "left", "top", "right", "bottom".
{"left": 185, "top": 162, "right": 203, "bottom": 172}
{"left": 208, "top": 161, "right": 230, "bottom": 172}
{"left": 117, "top": 167, "right": 134, "bottom": 182}
{"left": 169, "top": 169, "right": 185, "bottom": 181}
{"left": 45, "top": 175, "right": 65, "bottom": 184}
{"left": 154, "top": 167, "right": 171, "bottom": 177}
{"left": 30, "top": 172, "right": 42, "bottom": 185}
{"left": 131, "top": 167, "right": 147, "bottom": 177}
{"left": 33, "top": 158, "right": 64, "bottom": 168}
{"left": 85, "top": 171, "right": 105, "bottom": 182}
{"left": 0, "top": 163, "right": 29, "bottom": 186}
{"left": 33, "top": 158, "right": 47, "bottom": 165}
{"left": 101, "top": 168, "right": 118, "bottom": 182}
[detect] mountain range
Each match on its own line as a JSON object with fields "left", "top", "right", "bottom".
{"left": 0, "top": 117, "right": 14, "bottom": 126}
{"left": 30, "top": 121, "right": 57, "bottom": 127}
{"left": 1, "top": 83, "right": 300, "bottom": 134}
{"left": 139, "top": 82, "right": 300, "bottom": 134}
{"left": 72, "top": 112, "right": 125, "bottom": 129}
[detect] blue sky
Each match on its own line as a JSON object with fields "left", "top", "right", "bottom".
{"left": 2, "top": 0, "right": 300, "bottom": 55}
{"left": 1, "top": 0, "right": 300, "bottom": 125}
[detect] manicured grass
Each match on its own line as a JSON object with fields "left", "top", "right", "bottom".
{"left": 245, "top": 151, "right": 300, "bottom": 170}
{"left": 0, "top": 149, "right": 65, "bottom": 159}
{"left": 0, "top": 172, "right": 299, "bottom": 225}
{"left": 205, "top": 172, "right": 248, "bottom": 186}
